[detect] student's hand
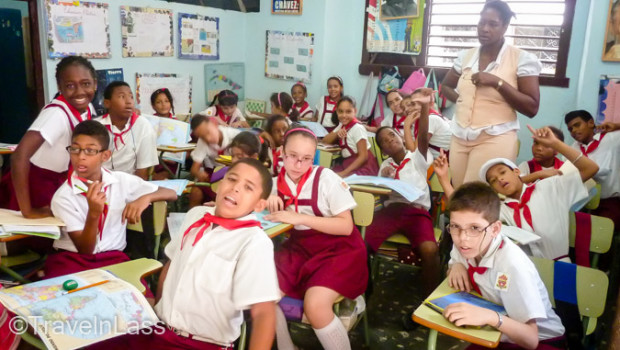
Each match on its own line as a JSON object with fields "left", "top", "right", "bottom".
{"left": 122, "top": 197, "right": 150, "bottom": 224}
{"left": 527, "top": 125, "right": 560, "bottom": 149}
{"left": 196, "top": 171, "right": 210, "bottom": 183}
{"left": 533, "top": 168, "right": 563, "bottom": 180}
{"left": 86, "top": 181, "right": 106, "bottom": 216}
{"left": 447, "top": 263, "right": 471, "bottom": 292}
{"left": 22, "top": 206, "right": 54, "bottom": 219}
{"left": 411, "top": 87, "right": 434, "bottom": 104}
{"left": 403, "top": 112, "right": 420, "bottom": 130}
{"left": 337, "top": 128, "right": 347, "bottom": 140}
{"left": 202, "top": 201, "right": 216, "bottom": 207}
{"left": 264, "top": 210, "right": 303, "bottom": 226}
{"left": 336, "top": 170, "right": 350, "bottom": 178}
{"left": 598, "top": 121, "right": 620, "bottom": 132}
{"left": 381, "top": 166, "right": 396, "bottom": 178}
{"left": 231, "top": 121, "right": 243, "bottom": 128}
{"left": 443, "top": 302, "right": 498, "bottom": 327}
{"left": 266, "top": 195, "right": 284, "bottom": 213}
{"left": 470, "top": 72, "right": 500, "bottom": 88}
{"left": 433, "top": 149, "right": 450, "bottom": 179}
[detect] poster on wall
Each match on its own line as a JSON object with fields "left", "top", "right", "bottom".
{"left": 265, "top": 31, "right": 314, "bottom": 83}
{"left": 178, "top": 13, "right": 219, "bottom": 60}
{"left": 598, "top": 76, "right": 620, "bottom": 124}
{"left": 204, "top": 63, "right": 245, "bottom": 102}
{"left": 271, "top": 0, "right": 303, "bottom": 15}
{"left": 136, "top": 73, "right": 193, "bottom": 115}
{"left": 93, "top": 68, "right": 124, "bottom": 115}
{"left": 380, "top": 0, "right": 419, "bottom": 20}
{"left": 45, "top": 0, "right": 110, "bottom": 58}
{"left": 121, "top": 6, "right": 173, "bottom": 57}
{"left": 366, "top": 0, "right": 425, "bottom": 55}
{"left": 603, "top": 0, "right": 620, "bottom": 61}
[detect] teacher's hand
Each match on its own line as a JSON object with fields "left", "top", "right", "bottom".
{"left": 471, "top": 72, "right": 500, "bottom": 88}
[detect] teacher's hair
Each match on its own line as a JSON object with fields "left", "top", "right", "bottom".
{"left": 482, "top": 1, "right": 516, "bottom": 26}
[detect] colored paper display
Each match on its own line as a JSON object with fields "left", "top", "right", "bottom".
{"left": 271, "top": 0, "right": 303, "bottom": 15}
{"left": 44, "top": 0, "right": 111, "bottom": 58}
{"left": 598, "top": 76, "right": 620, "bottom": 124}
{"left": 178, "top": 13, "right": 220, "bottom": 60}
{"left": 205, "top": 62, "right": 245, "bottom": 102}
{"left": 93, "top": 68, "right": 124, "bottom": 116}
{"left": 136, "top": 73, "right": 193, "bottom": 115}
{"left": 121, "top": 6, "right": 173, "bottom": 57}
{"left": 265, "top": 30, "right": 314, "bottom": 83}
{"left": 366, "top": 0, "right": 426, "bottom": 55}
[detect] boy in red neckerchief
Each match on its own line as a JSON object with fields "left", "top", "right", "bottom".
{"left": 517, "top": 125, "right": 565, "bottom": 184}
{"left": 565, "top": 110, "right": 620, "bottom": 227}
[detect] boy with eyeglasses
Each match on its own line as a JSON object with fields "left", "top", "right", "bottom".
{"left": 45, "top": 120, "right": 176, "bottom": 283}
{"left": 443, "top": 182, "right": 565, "bottom": 349}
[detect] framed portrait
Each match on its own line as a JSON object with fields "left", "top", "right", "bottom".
{"left": 272, "top": 0, "right": 302, "bottom": 15}
{"left": 379, "top": 0, "right": 419, "bottom": 21}
{"left": 603, "top": 0, "right": 620, "bottom": 61}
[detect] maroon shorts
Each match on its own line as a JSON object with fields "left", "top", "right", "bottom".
{"left": 365, "top": 203, "right": 436, "bottom": 252}
{"left": 88, "top": 326, "right": 233, "bottom": 350}
{"left": 592, "top": 197, "right": 620, "bottom": 229}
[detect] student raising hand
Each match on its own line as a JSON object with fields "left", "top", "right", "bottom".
{"left": 527, "top": 125, "right": 560, "bottom": 147}
{"left": 433, "top": 149, "right": 454, "bottom": 198}
{"left": 598, "top": 121, "right": 620, "bottom": 132}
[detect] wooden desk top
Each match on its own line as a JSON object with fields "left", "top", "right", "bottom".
{"left": 349, "top": 184, "right": 392, "bottom": 196}
{"left": 0, "top": 149, "right": 14, "bottom": 155}
{"left": 0, "top": 234, "right": 30, "bottom": 243}
{"left": 105, "top": 258, "right": 163, "bottom": 294}
{"left": 413, "top": 279, "right": 501, "bottom": 348}
{"left": 264, "top": 223, "right": 293, "bottom": 238}
{"left": 157, "top": 144, "right": 196, "bottom": 152}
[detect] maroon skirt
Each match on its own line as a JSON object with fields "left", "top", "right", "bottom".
{"left": 88, "top": 326, "right": 232, "bottom": 350}
{"left": 0, "top": 163, "right": 67, "bottom": 210}
{"left": 275, "top": 226, "right": 368, "bottom": 300}
{"left": 332, "top": 152, "right": 379, "bottom": 176}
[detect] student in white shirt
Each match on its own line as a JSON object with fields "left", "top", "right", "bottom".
{"left": 565, "top": 110, "right": 620, "bottom": 228}
{"left": 45, "top": 121, "right": 176, "bottom": 284}
{"left": 95, "top": 81, "right": 158, "bottom": 180}
{"left": 199, "top": 89, "right": 249, "bottom": 128}
{"left": 445, "top": 182, "right": 565, "bottom": 349}
{"left": 517, "top": 125, "right": 565, "bottom": 184}
{"left": 291, "top": 82, "right": 314, "bottom": 121}
{"left": 188, "top": 114, "right": 241, "bottom": 208}
{"left": 314, "top": 76, "right": 343, "bottom": 132}
{"left": 365, "top": 90, "right": 407, "bottom": 133}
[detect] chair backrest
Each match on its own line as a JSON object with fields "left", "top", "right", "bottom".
{"left": 584, "top": 183, "right": 601, "bottom": 210}
{"left": 352, "top": 191, "right": 375, "bottom": 230}
{"left": 568, "top": 212, "right": 613, "bottom": 254}
{"left": 530, "top": 257, "right": 608, "bottom": 335}
{"left": 367, "top": 136, "right": 386, "bottom": 168}
{"left": 245, "top": 99, "right": 267, "bottom": 114}
{"left": 126, "top": 201, "right": 168, "bottom": 237}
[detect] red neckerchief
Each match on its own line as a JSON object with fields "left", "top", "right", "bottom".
{"left": 277, "top": 167, "right": 313, "bottom": 212}
{"left": 527, "top": 157, "right": 563, "bottom": 173}
{"left": 272, "top": 148, "right": 282, "bottom": 175}
{"left": 165, "top": 112, "right": 176, "bottom": 119}
{"left": 215, "top": 106, "right": 234, "bottom": 124}
{"left": 67, "top": 168, "right": 109, "bottom": 240}
{"left": 338, "top": 118, "right": 360, "bottom": 149}
{"left": 393, "top": 114, "right": 407, "bottom": 130}
{"left": 319, "top": 96, "right": 338, "bottom": 125}
{"left": 579, "top": 132, "right": 607, "bottom": 157}
{"left": 45, "top": 94, "right": 92, "bottom": 130}
{"left": 181, "top": 212, "right": 260, "bottom": 249}
{"left": 295, "top": 101, "right": 310, "bottom": 114}
{"left": 505, "top": 184, "right": 536, "bottom": 230}
{"left": 389, "top": 157, "right": 411, "bottom": 180}
{"left": 102, "top": 113, "right": 139, "bottom": 150}
{"left": 467, "top": 240, "right": 505, "bottom": 295}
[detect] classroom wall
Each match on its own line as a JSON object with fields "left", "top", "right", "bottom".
{"left": 2, "top": 0, "right": 29, "bottom": 17}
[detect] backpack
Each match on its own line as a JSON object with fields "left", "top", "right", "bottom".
{"left": 377, "top": 66, "right": 403, "bottom": 95}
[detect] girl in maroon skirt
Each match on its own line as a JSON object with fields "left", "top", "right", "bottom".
{"left": 322, "top": 96, "right": 379, "bottom": 177}
{"left": 265, "top": 127, "right": 368, "bottom": 350}
{"left": 0, "top": 56, "right": 98, "bottom": 218}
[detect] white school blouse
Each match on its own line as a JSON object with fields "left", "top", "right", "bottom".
{"left": 191, "top": 126, "right": 241, "bottom": 169}
{"left": 332, "top": 123, "right": 371, "bottom": 158}
{"left": 155, "top": 206, "right": 280, "bottom": 346}
{"left": 379, "top": 149, "right": 432, "bottom": 209}
{"left": 199, "top": 106, "right": 246, "bottom": 126}
{"left": 571, "top": 131, "right": 620, "bottom": 199}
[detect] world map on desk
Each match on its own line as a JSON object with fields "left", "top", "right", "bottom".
{"left": 0, "top": 275, "right": 91, "bottom": 307}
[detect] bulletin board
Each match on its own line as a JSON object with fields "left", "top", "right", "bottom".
{"left": 121, "top": 6, "right": 173, "bottom": 57}
{"left": 178, "top": 13, "right": 219, "bottom": 60}
{"left": 204, "top": 63, "right": 245, "bottom": 102}
{"left": 93, "top": 68, "right": 124, "bottom": 115}
{"left": 136, "top": 73, "right": 193, "bottom": 115}
{"left": 598, "top": 76, "right": 620, "bottom": 124}
{"left": 44, "top": 0, "right": 111, "bottom": 58}
{"left": 265, "top": 30, "right": 314, "bottom": 83}
{"left": 366, "top": 0, "right": 425, "bottom": 55}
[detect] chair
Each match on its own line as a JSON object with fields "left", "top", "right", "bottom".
{"left": 126, "top": 201, "right": 168, "bottom": 260}
{"left": 568, "top": 212, "right": 613, "bottom": 268}
{"left": 530, "top": 257, "right": 608, "bottom": 341}
{"left": 367, "top": 136, "right": 386, "bottom": 169}
{"left": 0, "top": 250, "right": 44, "bottom": 284}
{"left": 584, "top": 183, "right": 602, "bottom": 211}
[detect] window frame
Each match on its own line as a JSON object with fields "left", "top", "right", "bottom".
{"left": 358, "top": 0, "right": 575, "bottom": 88}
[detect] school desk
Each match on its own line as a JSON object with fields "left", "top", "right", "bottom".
{"left": 245, "top": 113, "right": 267, "bottom": 128}
{"left": 104, "top": 258, "right": 163, "bottom": 294}
{"left": 317, "top": 144, "right": 342, "bottom": 168}
{"left": 349, "top": 184, "right": 392, "bottom": 196}
{"left": 156, "top": 144, "right": 196, "bottom": 178}
{"left": 413, "top": 279, "right": 501, "bottom": 350}
{"left": 265, "top": 222, "right": 294, "bottom": 238}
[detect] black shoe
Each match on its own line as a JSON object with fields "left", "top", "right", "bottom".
{"left": 402, "top": 313, "right": 420, "bottom": 331}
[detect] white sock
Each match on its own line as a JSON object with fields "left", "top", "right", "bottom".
{"left": 275, "top": 305, "right": 296, "bottom": 350}
{"left": 313, "top": 315, "right": 351, "bottom": 350}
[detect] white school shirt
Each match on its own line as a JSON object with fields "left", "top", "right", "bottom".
{"left": 191, "top": 126, "right": 241, "bottom": 169}
{"left": 379, "top": 149, "right": 432, "bottom": 209}
{"left": 571, "top": 131, "right": 620, "bottom": 199}
{"left": 332, "top": 123, "right": 371, "bottom": 158}
{"left": 95, "top": 115, "right": 158, "bottom": 174}
{"left": 451, "top": 41, "right": 542, "bottom": 141}
{"left": 199, "top": 106, "right": 246, "bottom": 126}
{"left": 28, "top": 107, "right": 91, "bottom": 173}
{"left": 449, "top": 234, "right": 565, "bottom": 342}
{"left": 273, "top": 166, "right": 357, "bottom": 230}
{"left": 294, "top": 101, "right": 314, "bottom": 120}
{"left": 315, "top": 97, "right": 337, "bottom": 128}
{"left": 50, "top": 169, "right": 158, "bottom": 253}
{"left": 422, "top": 113, "right": 452, "bottom": 158}
{"left": 499, "top": 170, "right": 588, "bottom": 260}
{"left": 155, "top": 206, "right": 280, "bottom": 346}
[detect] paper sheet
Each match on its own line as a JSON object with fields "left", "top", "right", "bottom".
{"left": 501, "top": 226, "right": 541, "bottom": 245}
{"left": 265, "top": 31, "right": 314, "bottom": 83}
{"left": 149, "top": 180, "right": 189, "bottom": 196}
{"left": 136, "top": 73, "right": 193, "bottom": 115}
{"left": 120, "top": 6, "right": 173, "bottom": 57}
{"left": 299, "top": 121, "right": 329, "bottom": 138}
{"left": 166, "top": 213, "right": 186, "bottom": 241}
{"left": 178, "top": 13, "right": 219, "bottom": 60}
{"left": 0, "top": 209, "right": 65, "bottom": 227}
{"left": 344, "top": 175, "right": 425, "bottom": 202}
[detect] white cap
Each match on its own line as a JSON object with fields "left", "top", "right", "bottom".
{"left": 479, "top": 158, "right": 518, "bottom": 183}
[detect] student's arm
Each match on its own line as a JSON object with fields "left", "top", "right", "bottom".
{"left": 155, "top": 261, "right": 171, "bottom": 303}
{"left": 311, "top": 109, "right": 319, "bottom": 122}
{"left": 122, "top": 187, "right": 177, "bottom": 224}
{"left": 440, "top": 68, "right": 461, "bottom": 103}
{"left": 364, "top": 125, "right": 378, "bottom": 133}
{"left": 134, "top": 168, "right": 150, "bottom": 180}
{"left": 190, "top": 161, "right": 210, "bottom": 182}
{"left": 10, "top": 131, "right": 51, "bottom": 218}
{"left": 403, "top": 114, "right": 419, "bottom": 152}
{"left": 321, "top": 130, "right": 339, "bottom": 144}
{"left": 527, "top": 125, "right": 599, "bottom": 181}
{"left": 232, "top": 120, "right": 250, "bottom": 128}
{"left": 598, "top": 121, "right": 620, "bottom": 132}
{"left": 249, "top": 301, "right": 276, "bottom": 350}
{"left": 432, "top": 149, "right": 454, "bottom": 198}
{"left": 444, "top": 304, "right": 540, "bottom": 349}
{"left": 68, "top": 181, "right": 107, "bottom": 254}
{"left": 520, "top": 169, "right": 562, "bottom": 184}
{"left": 472, "top": 73, "right": 540, "bottom": 117}
{"left": 265, "top": 209, "right": 354, "bottom": 236}
{"left": 259, "top": 131, "right": 276, "bottom": 149}
{"left": 337, "top": 139, "right": 368, "bottom": 178}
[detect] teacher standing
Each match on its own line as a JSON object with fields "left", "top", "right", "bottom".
{"left": 441, "top": 0, "right": 542, "bottom": 188}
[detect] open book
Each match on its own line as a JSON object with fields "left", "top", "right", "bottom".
{"left": 0, "top": 269, "right": 158, "bottom": 350}
{"left": 144, "top": 115, "right": 191, "bottom": 163}
{"left": 344, "top": 175, "right": 425, "bottom": 202}
{"left": 299, "top": 121, "right": 329, "bottom": 138}
{"left": 0, "top": 209, "right": 64, "bottom": 239}
{"left": 425, "top": 291, "right": 506, "bottom": 315}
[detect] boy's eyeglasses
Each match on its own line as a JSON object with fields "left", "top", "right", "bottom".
{"left": 446, "top": 223, "right": 493, "bottom": 238}
{"left": 283, "top": 154, "right": 314, "bottom": 165}
{"left": 66, "top": 146, "right": 104, "bottom": 156}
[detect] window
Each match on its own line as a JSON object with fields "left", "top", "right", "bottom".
{"left": 359, "top": 0, "right": 575, "bottom": 87}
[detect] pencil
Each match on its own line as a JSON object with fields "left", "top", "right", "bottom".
{"left": 67, "top": 280, "right": 110, "bottom": 294}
